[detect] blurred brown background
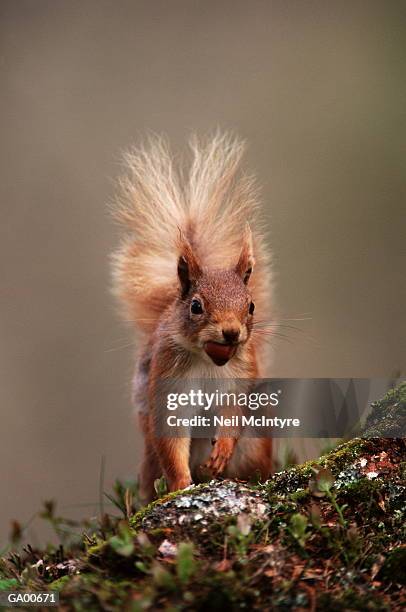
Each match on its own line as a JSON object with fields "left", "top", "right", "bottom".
{"left": 1, "top": 0, "right": 405, "bottom": 544}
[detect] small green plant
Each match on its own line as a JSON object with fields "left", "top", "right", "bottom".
{"left": 289, "top": 513, "right": 309, "bottom": 548}
{"left": 108, "top": 521, "right": 135, "bottom": 557}
{"left": 39, "top": 500, "right": 82, "bottom": 545}
{"left": 226, "top": 514, "right": 253, "bottom": 559}
{"left": 176, "top": 543, "right": 196, "bottom": 585}
{"left": 309, "top": 467, "right": 347, "bottom": 528}
{"left": 152, "top": 562, "right": 176, "bottom": 590}
{"left": 154, "top": 476, "right": 168, "bottom": 498}
{"left": 308, "top": 503, "right": 322, "bottom": 529}
{"left": 104, "top": 478, "right": 140, "bottom": 518}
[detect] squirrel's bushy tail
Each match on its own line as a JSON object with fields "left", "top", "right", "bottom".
{"left": 112, "top": 132, "right": 272, "bottom": 334}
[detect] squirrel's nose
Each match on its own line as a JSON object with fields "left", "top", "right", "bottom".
{"left": 222, "top": 328, "right": 240, "bottom": 344}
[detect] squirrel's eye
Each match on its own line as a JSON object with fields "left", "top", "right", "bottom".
{"left": 191, "top": 298, "right": 203, "bottom": 315}
{"left": 249, "top": 301, "right": 255, "bottom": 315}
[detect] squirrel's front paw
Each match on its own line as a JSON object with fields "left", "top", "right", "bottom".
{"left": 203, "top": 437, "right": 237, "bottom": 477}
{"left": 169, "top": 476, "right": 192, "bottom": 492}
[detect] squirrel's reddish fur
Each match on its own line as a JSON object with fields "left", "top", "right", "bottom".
{"left": 112, "top": 133, "right": 273, "bottom": 502}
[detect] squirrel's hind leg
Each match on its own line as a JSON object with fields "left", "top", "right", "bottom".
{"left": 139, "top": 442, "right": 162, "bottom": 504}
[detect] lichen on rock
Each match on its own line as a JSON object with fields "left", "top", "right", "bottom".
{"left": 135, "top": 480, "right": 268, "bottom": 531}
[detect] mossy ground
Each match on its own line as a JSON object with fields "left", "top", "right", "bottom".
{"left": 1, "top": 384, "right": 405, "bottom": 610}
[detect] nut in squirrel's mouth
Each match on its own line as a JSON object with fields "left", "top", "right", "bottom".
{"left": 204, "top": 341, "right": 238, "bottom": 366}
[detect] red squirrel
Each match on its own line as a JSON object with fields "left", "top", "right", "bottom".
{"left": 112, "top": 133, "right": 273, "bottom": 502}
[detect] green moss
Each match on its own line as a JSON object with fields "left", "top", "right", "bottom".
{"left": 317, "top": 588, "right": 390, "bottom": 611}
{"left": 0, "top": 577, "right": 19, "bottom": 591}
{"left": 379, "top": 546, "right": 406, "bottom": 585}
{"left": 363, "top": 381, "right": 406, "bottom": 437}
{"left": 289, "top": 488, "right": 310, "bottom": 503}
{"left": 339, "top": 477, "right": 382, "bottom": 504}
{"left": 86, "top": 539, "right": 110, "bottom": 562}
{"left": 48, "top": 575, "right": 70, "bottom": 591}
{"left": 266, "top": 438, "right": 371, "bottom": 496}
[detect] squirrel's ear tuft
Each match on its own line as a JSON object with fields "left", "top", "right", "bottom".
{"left": 235, "top": 223, "right": 255, "bottom": 284}
{"left": 177, "top": 232, "right": 202, "bottom": 297}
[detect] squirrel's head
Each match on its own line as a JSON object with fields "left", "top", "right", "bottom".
{"left": 176, "top": 226, "right": 255, "bottom": 366}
